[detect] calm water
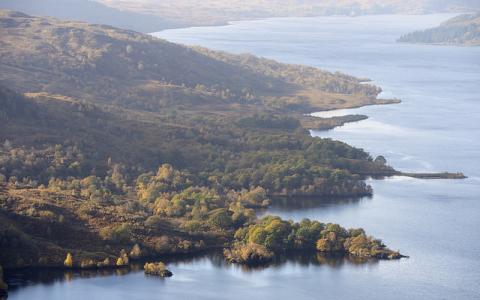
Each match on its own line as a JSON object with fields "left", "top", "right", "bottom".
{"left": 7, "top": 14, "right": 480, "bottom": 299}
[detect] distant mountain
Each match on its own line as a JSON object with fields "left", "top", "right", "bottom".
{"left": 0, "top": 0, "right": 185, "bottom": 32}
{"left": 398, "top": 13, "right": 480, "bottom": 46}
{"left": 3, "top": 0, "right": 478, "bottom": 32}
{"left": 95, "top": 0, "right": 480, "bottom": 27}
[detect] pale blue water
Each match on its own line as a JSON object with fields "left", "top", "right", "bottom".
{"left": 7, "top": 14, "right": 480, "bottom": 300}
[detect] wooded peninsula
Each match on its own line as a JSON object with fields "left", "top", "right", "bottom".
{"left": 0, "top": 10, "right": 461, "bottom": 287}
{"left": 398, "top": 13, "right": 480, "bottom": 46}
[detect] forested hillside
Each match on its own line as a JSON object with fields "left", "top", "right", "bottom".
{"left": 0, "top": 11, "right": 402, "bottom": 270}
{"left": 398, "top": 13, "right": 480, "bottom": 46}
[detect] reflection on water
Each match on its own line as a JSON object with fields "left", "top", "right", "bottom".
{"left": 5, "top": 251, "right": 380, "bottom": 292}
{"left": 259, "top": 196, "right": 368, "bottom": 216}
{"left": 5, "top": 267, "right": 132, "bottom": 292}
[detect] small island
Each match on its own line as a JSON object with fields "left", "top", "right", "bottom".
{"left": 224, "top": 217, "right": 404, "bottom": 265}
{"left": 398, "top": 13, "right": 480, "bottom": 46}
{"left": 144, "top": 262, "right": 173, "bottom": 277}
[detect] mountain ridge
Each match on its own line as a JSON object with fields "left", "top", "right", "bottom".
{"left": 0, "top": 9, "right": 391, "bottom": 115}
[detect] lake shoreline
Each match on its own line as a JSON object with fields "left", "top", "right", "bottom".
{"left": 5, "top": 13, "right": 479, "bottom": 300}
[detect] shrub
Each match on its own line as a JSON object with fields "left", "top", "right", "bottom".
{"left": 145, "top": 215, "right": 163, "bottom": 228}
{"left": 154, "top": 236, "right": 172, "bottom": 253}
{"left": 130, "top": 243, "right": 143, "bottom": 259}
{"left": 116, "top": 257, "right": 126, "bottom": 266}
{"left": 144, "top": 262, "right": 173, "bottom": 277}
{"left": 238, "top": 187, "right": 270, "bottom": 208}
{"left": 207, "top": 208, "right": 233, "bottom": 229}
{"left": 64, "top": 253, "right": 73, "bottom": 267}
{"left": 316, "top": 231, "right": 346, "bottom": 253}
{"left": 37, "top": 210, "right": 57, "bottom": 221}
{"left": 224, "top": 243, "right": 273, "bottom": 265}
{"left": 181, "top": 220, "right": 203, "bottom": 232}
{"left": 100, "top": 224, "right": 133, "bottom": 244}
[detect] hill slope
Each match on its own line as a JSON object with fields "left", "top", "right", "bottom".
{"left": 398, "top": 13, "right": 480, "bottom": 46}
{"left": 0, "top": 10, "right": 390, "bottom": 114}
{"left": 0, "top": 0, "right": 183, "bottom": 32}
{"left": 0, "top": 10, "right": 455, "bottom": 273}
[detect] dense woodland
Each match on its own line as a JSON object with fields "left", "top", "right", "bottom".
{"left": 0, "top": 87, "right": 390, "bottom": 198}
{"left": 225, "top": 217, "right": 402, "bottom": 265}
{"left": 398, "top": 13, "right": 480, "bottom": 46}
{"left": 0, "top": 10, "right": 402, "bottom": 273}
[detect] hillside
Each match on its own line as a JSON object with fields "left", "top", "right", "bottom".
{"left": 0, "top": 11, "right": 407, "bottom": 270}
{"left": 0, "top": 0, "right": 183, "bottom": 33}
{"left": 398, "top": 13, "right": 480, "bottom": 46}
{"left": 0, "top": 10, "right": 392, "bottom": 114}
{"left": 96, "top": 0, "right": 480, "bottom": 27}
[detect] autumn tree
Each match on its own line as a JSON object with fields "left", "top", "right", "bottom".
{"left": 64, "top": 253, "right": 73, "bottom": 267}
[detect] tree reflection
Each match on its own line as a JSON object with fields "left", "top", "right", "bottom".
{"left": 258, "top": 195, "right": 370, "bottom": 214}
{"left": 227, "top": 251, "right": 379, "bottom": 272}
{"left": 5, "top": 250, "right": 382, "bottom": 290}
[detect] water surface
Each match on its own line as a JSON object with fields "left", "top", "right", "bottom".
{"left": 7, "top": 14, "right": 480, "bottom": 300}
